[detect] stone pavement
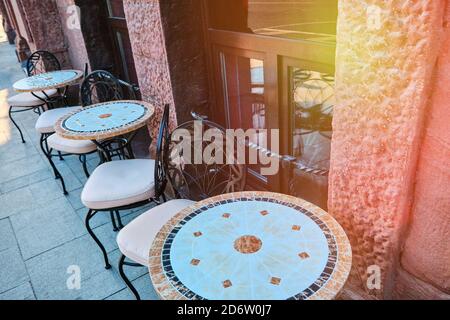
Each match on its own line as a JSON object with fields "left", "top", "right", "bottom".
{"left": 0, "top": 27, "right": 158, "bottom": 300}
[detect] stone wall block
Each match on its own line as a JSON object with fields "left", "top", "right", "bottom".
{"left": 123, "top": 0, "right": 176, "bottom": 144}
{"left": 55, "top": 0, "right": 90, "bottom": 71}
{"left": 400, "top": 1, "right": 450, "bottom": 294}
{"left": 330, "top": 0, "right": 446, "bottom": 298}
{"left": 19, "top": 0, "right": 71, "bottom": 68}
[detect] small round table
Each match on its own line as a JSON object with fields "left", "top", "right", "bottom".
{"left": 13, "top": 70, "right": 84, "bottom": 93}
{"left": 13, "top": 70, "right": 84, "bottom": 106}
{"left": 149, "top": 192, "right": 352, "bottom": 300}
{"left": 55, "top": 100, "right": 155, "bottom": 160}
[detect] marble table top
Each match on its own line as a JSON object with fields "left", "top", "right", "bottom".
{"left": 149, "top": 192, "right": 352, "bottom": 300}
{"left": 55, "top": 100, "right": 155, "bottom": 141}
{"left": 13, "top": 70, "right": 84, "bottom": 92}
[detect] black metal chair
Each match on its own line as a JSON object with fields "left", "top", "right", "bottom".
{"left": 115, "top": 116, "right": 246, "bottom": 300}
{"left": 38, "top": 70, "right": 128, "bottom": 195}
{"left": 26, "top": 50, "right": 61, "bottom": 77}
{"left": 167, "top": 120, "right": 246, "bottom": 200}
{"left": 81, "top": 104, "right": 171, "bottom": 280}
{"left": 7, "top": 50, "right": 61, "bottom": 143}
{"left": 79, "top": 70, "right": 124, "bottom": 107}
{"left": 35, "top": 63, "right": 90, "bottom": 136}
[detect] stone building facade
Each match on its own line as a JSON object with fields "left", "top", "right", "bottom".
{"left": 331, "top": 0, "right": 450, "bottom": 299}
{"left": 1, "top": 0, "right": 449, "bottom": 300}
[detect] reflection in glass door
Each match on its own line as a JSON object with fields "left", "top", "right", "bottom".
{"left": 291, "top": 68, "right": 334, "bottom": 162}
{"left": 215, "top": 48, "right": 274, "bottom": 190}
{"left": 281, "top": 58, "right": 335, "bottom": 209}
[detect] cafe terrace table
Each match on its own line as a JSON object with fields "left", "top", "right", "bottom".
{"left": 13, "top": 69, "right": 84, "bottom": 98}
{"left": 54, "top": 100, "right": 155, "bottom": 159}
{"left": 149, "top": 192, "right": 352, "bottom": 300}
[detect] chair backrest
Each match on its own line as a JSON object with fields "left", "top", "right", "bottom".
{"left": 80, "top": 70, "right": 123, "bottom": 107}
{"left": 26, "top": 50, "right": 61, "bottom": 76}
{"left": 154, "top": 104, "right": 171, "bottom": 200}
{"left": 84, "top": 63, "right": 90, "bottom": 78}
{"left": 166, "top": 119, "right": 246, "bottom": 201}
{"left": 118, "top": 79, "right": 140, "bottom": 100}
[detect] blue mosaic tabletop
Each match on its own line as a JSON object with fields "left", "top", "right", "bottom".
{"left": 55, "top": 100, "right": 155, "bottom": 141}
{"left": 150, "top": 192, "right": 352, "bottom": 300}
{"left": 13, "top": 70, "right": 83, "bottom": 92}
{"left": 63, "top": 101, "right": 146, "bottom": 133}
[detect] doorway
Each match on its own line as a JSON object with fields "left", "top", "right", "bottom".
{"left": 105, "top": 0, "right": 138, "bottom": 86}
{"left": 202, "top": 0, "right": 338, "bottom": 208}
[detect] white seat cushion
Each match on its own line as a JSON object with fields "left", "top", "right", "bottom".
{"left": 117, "top": 199, "right": 195, "bottom": 265}
{"left": 35, "top": 106, "right": 82, "bottom": 134}
{"left": 81, "top": 159, "right": 156, "bottom": 210}
{"left": 47, "top": 133, "right": 97, "bottom": 154}
{"left": 8, "top": 89, "right": 58, "bottom": 107}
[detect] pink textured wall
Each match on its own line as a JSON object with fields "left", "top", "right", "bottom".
{"left": 9, "top": 0, "right": 28, "bottom": 41}
{"left": 18, "top": 0, "right": 71, "bottom": 68}
{"left": 55, "top": 0, "right": 90, "bottom": 72}
{"left": 398, "top": 2, "right": 450, "bottom": 298}
{"left": 122, "top": 0, "right": 177, "bottom": 146}
{"left": 330, "top": 0, "right": 446, "bottom": 298}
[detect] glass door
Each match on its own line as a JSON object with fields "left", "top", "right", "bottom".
{"left": 212, "top": 46, "right": 277, "bottom": 190}
{"left": 280, "top": 57, "right": 335, "bottom": 209}
{"left": 203, "top": 0, "right": 337, "bottom": 206}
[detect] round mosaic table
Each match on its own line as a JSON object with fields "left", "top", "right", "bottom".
{"left": 149, "top": 192, "right": 352, "bottom": 301}
{"left": 13, "top": 70, "right": 84, "bottom": 93}
{"left": 55, "top": 100, "right": 155, "bottom": 141}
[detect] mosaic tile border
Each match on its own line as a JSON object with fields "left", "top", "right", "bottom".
{"left": 149, "top": 192, "right": 352, "bottom": 301}
{"left": 55, "top": 100, "right": 155, "bottom": 141}
{"left": 13, "top": 70, "right": 84, "bottom": 92}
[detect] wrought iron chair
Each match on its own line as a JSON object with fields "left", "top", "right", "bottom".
{"left": 81, "top": 104, "right": 171, "bottom": 277}
{"left": 116, "top": 117, "right": 246, "bottom": 300}
{"left": 35, "top": 63, "right": 89, "bottom": 137}
{"left": 38, "top": 70, "right": 126, "bottom": 195}
{"left": 7, "top": 50, "right": 61, "bottom": 143}
{"left": 26, "top": 50, "right": 62, "bottom": 77}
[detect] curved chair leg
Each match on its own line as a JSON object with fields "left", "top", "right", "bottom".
{"left": 39, "top": 135, "right": 57, "bottom": 179}
{"left": 39, "top": 135, "right": 68, "bottom": 195}
{"left": 118, "top": 255, "right": 141, "bottom": 300}
{"left": 110, "top": 211, "right": 119, "bottom": 232}
{"left": 115, "top": 211, "right": 124, "bottom": 229}
{"left": 80, "top": 155, "right": 90, "bottom": 178}
{"left": 8, "top": 106, "right": 25, "bottom": 143}
{"left": 58, "top": 151, "right": 64, "bottom": 161}
{"left": 48, "top": 149, "right": 68, "bottom": 195}
{"left": 86, "top": 210, "right": 111, "bottom": 270}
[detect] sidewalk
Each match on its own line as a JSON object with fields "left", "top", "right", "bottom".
{"left": 0, "top": 23, "right": 157, "bottom": 300}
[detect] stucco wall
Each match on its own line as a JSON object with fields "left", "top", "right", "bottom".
{"left": 397, "top": 2, "right": 450, "bottom": 298}
{"left": 10, "top": 0, "right": 29, "bottom": 44}
{"left": 55, "top": 0, "right": 89, "bottom": 72}
{"left": 123, "top": 0, "right": 176, "bottom": 146}
{"left": 18, "top": 0, "right": 70, "bottom": 68}
{"left": 330, "top": 0, "right": 446, "bottom": 298}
